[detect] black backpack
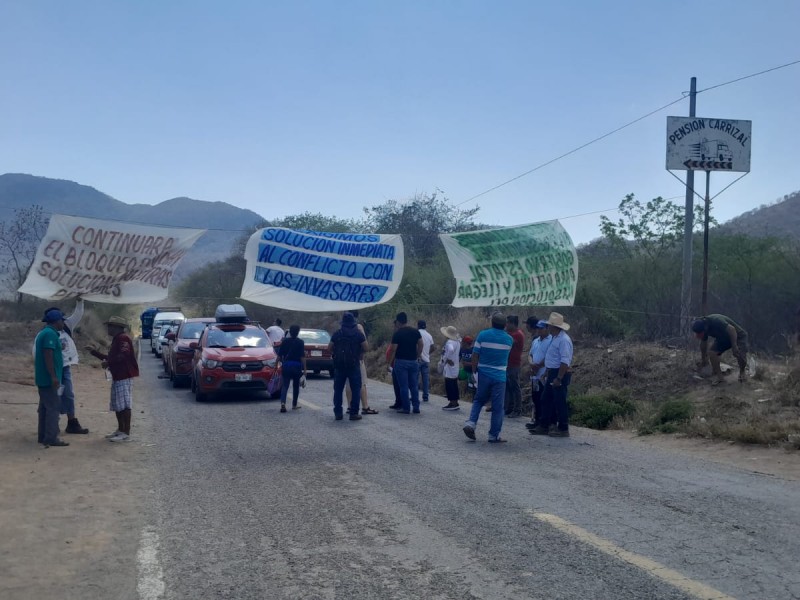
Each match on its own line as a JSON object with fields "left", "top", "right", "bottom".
{"left": 333, "top": 332, "right": 361, "bottom": 369}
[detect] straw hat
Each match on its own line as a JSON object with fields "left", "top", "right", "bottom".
{"left": 104, "top": 316, "right": 128, "bottom": 329}
{"left": 545, "top": 312, "right": 570, "bottom": 331}
{"left": 440, "top": 325, "right": 460, "bottom": 341}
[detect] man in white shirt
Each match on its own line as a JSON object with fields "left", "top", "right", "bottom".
{"left": 525, "top": 317, "right": 551, "bottom": 431}
{"left": 417, "top": 320, "right": 435, "bottom": 402}
{"left": 266, "top": 318, "right": 286, "bottom": 345}
{"left": 530, "top": 312, "right": 573, "bottom": 438}
{"left": 439, "top": 325, "right": 461, "bottom": 410}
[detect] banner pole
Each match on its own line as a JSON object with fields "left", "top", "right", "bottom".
{"left": 701, "top": 170, "right": 711, "bottom": 316}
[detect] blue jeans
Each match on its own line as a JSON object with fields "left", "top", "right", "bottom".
{"left": 418, "top": 360, "right": 430, "bottom": 401}
{"left": 333, "top": 364, "right": 361, "bottom": 417}
{"left": 465, "top": 375, "right": 505, "bottom": 439}
{"left": 38, "top": 386, "right": 61, "bottom": 444}
{"left": 60, "top": 366, "right": 75, "bottom": 416}
{"left": 280, "top": 362, "right": 302, "bottom": 406}
{"left": 393, "top": 359, "right": 420, "bottom": 411}
{"left": 541, "top": 369, "right": 571, "bottom": 430}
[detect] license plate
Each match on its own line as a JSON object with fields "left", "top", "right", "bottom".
{"left": 310, "top": 350, "right": 322, "bottom": 357}
{"left": 235, "top": 373, "right": 252, "bottom": 382}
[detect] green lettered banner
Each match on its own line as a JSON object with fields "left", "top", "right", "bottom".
{"left": 439, "top": 221, "right": 578, "bottom": 307}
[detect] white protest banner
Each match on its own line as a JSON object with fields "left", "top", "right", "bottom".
{"left": 440, "top": 221, "right": 578, "bottom": 307}
{"left": 18, "top": 214, "right": 205, "bottom": 303}
{"left": 240, "top": 228, "right": 404, "bottom": 311}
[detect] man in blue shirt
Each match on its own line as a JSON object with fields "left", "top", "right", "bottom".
{"left": 530, "top": 312, "right": 574, "bottom": 437}
{"left": 462, "top": 312, "right": 513, "bottom": 443}
{"left": 34, "top": 309, "right": 69, "bottom": 447}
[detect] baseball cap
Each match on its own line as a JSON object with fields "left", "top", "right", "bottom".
{"left": 42, "top": 309, "right": 65, "bottom": 323}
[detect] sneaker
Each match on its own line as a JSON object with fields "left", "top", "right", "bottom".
{"left": 485, "top": 406, "right": 492, "bottom": 413}
{"left": 528, "top": 426, "right": 550, "bottom": 436}
{"left": 548, "top": 429, "right": 570, "bottom": 438}
{"left": 108, "top": 433, "right": 131, "bottom": 443}
{"left": 396, "top": 409, "right": 411, "bottom": 414}
{"left": 105, "top": 430, "right": 122, "bottom": 439}
{"left": 292, "top": 405, "right": 301, "bottom": 410}
{"left": 280, "top": 405, "right": 287, "bottom": 413}
{"left": 462, "top": 425, "right": 476, "bottom": 440}
{"left": 524, "top": 421, "right": 538, "bottom": 429}
{"left": 488, "top": 437, "right": 508, "bottom": 443}
{"left": 335, "top": 415, "right": 343, "bottom": 421}
{"left": 45, "top": 439, "right": 70, "bottom": 447}
{"left": 412, "top": 409, "right": 421, "bottom": 414}
{"left": 388, "top": 404, "right": 401, "bottom": 410}
{"left": 65, "top": 419, "right": 89, "bottom": 434}
{"left": 442, "top": 403, "right": 460, "bottom": 411}
{"left": 349, "top": 414, "right": 362, "bottom": 421}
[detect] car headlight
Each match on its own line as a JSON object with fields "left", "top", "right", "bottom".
{"left": 262, "top": 358, "right": 277, "bottom": 368}
{"left": 202, "top": 358, "right": 220, "bottom": 368}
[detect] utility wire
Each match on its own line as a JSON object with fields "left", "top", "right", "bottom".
{"left": 455, "top": 59, "right": 800, "bottom": 208}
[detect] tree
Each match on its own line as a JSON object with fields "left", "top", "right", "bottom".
{"left": 0, "top": 205, "right": 49, "bottom": 302}
{"left": 363, "top": 191, "right": 479, "bottom": 261}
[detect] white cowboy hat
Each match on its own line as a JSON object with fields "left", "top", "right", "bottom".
{"left": 440, "top": 325, "right": 461, "bottom": 341}
{"left": 545, "top": 312, "right": 570, "bottom": 331}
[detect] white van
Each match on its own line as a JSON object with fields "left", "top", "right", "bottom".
{"left": 150, "top": 310, "right": 185, "bottom": 354}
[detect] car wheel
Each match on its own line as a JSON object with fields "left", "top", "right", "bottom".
{"left": 172, "top": 375, "right": 181, "bottom": 389}
{"left": 190, "top": 375, "right": 196, "bottom": 393}
{"left": 195, "top": 387, "right": 207, "bottom": 402}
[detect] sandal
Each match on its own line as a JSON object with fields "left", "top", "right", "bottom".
{"left": 361, "top": 407, "right": 379, "bottom": 415}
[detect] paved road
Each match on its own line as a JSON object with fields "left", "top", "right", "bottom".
{"left": 136, "top": 351, "right": 800, "bottom": 600}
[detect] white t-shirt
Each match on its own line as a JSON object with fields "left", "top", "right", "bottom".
{"left": 266, "top": 325, "right": 285, "bottom": 344}
{"left": 419, "top": 328, "right": 434, "bottom": 363}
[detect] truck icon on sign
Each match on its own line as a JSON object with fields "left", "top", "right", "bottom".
{"left": 690, "top": 138, "right": 733, "bottom": 162}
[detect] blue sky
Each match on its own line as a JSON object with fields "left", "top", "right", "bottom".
{"left": 1, "top": 1, "right": 797, "bottom": 244}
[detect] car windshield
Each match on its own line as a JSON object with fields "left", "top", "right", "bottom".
{"left": 299, "top": 330, "right": 331, "bottom": 344}
{"left": 206, "top": 327, "right": 271, "bottom": 349}
{"left": 180, "top": 322, "right": 209, "bottom": 340}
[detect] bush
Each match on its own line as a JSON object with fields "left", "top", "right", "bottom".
{"left": 569, "top": 390, "right": 635, "bottom": 430}
{"left": 639, "top": 398, "right": 693, "bottom": 435}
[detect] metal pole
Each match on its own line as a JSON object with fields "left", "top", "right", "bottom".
{"left": 680, "top": 77, "right": 697, "bottom": 333}
{"left": 701, "top": 170, "right": 711, "bottom": 316}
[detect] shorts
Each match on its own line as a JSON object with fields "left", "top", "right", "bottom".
{"left": 712, "top": 334, "right": 748, "bottom": 356}
{"left": 360, "top": 360, "right": 367, "bottom": 385}
{"left": 110, "top": 378, "right": 133, "bottom": 412}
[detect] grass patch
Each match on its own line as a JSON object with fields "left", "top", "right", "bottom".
{"left": 638, "top": 398, "right": 693, "bottom": 435}
{"left": 569, "top": 390, "right": 635, "bottom": 430}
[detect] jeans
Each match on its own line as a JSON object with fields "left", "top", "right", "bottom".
{"left": 465, "top": 375, "right": 505, "bottom": 439}
{"left": 504, "top": 367, "right": 521, "bottom": 414}
{"left": 530, "top": 378, "right": 544, "bottom": 424}
{"left": 540, "top": 369, "right": 571, "bottom": 430}
{"left": 280, "top": 363, "right": 302, "bottom": 406}
{"left": 333, "top": 364, "right": 361, "bottom": 417}
{"left": 60, "top": 366, "right": 75, "bottom": 416}
{"left": 393, "top": 359, "right": 420, "bottom": 412}
{"left": 445, "top": 378, "right": 460, "bottom": 402}
{"left": 418, "top": 360, "right": 430, "bottom": 401}
{"left": 38, "top": 386, "right": 61, "bottom": 444}
{"left": 391, "top": 368, "right": 401, "bottom": 405}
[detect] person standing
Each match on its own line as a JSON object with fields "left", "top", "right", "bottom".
{"left": 34, "top": 309, "right": 69, "bottom": 447}
{"left": 417, "top": 320, "right": 435, "bottom": 403}
{"left": 345, "top": 310, "right": 378, "bottom": 415}
{"left": 277, "top": 324, "right": 307, "bottom": 412}
{"left": 692, "top": 314, "right": 749, "bottom": 384}
{"left": 87, "top": 316, "right": 139, "bottom": 442}
{"left": 525, "top": 318, "right": 551, "bottom": 431}
{"left": 462, "top": 313, "right": 513, "bottom": 443}
{"left": 329, "top": 313, "right": 367, "bottom": 421}
{"left": 503, "top": 315, "right": 525, "bottom": 418}
{"left": 386, "top": 312, "right": 423, "bottom": 414}
{"left": 439, "top": 325, "right": 462, "bottom": 411}
{"left": 530, "top": 312, "right": 573, "bottom": 438}
{"left": 266, "top": 318, "right": 286, "bottom": 346}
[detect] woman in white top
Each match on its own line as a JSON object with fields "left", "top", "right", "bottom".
{"left": 439, "top": 326, "right": 462, "bottom": 411}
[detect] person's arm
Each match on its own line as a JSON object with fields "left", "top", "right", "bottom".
{"left": 86, "top": 345, "right": 108, "bottom": 361}
{"left": 416, "top": 337, "right": 423, "bottom": 360}
{"left": 726, "top": 324, "right": 741, "bottom": 356}
{"left": 471, "top": 350, "right": 480, "bottom": 371}
{"left": 64, "top": 298, "right": 84, "bottom": 330}
{"left": 360, "top": 340, "right": 368, "bottom": 359}
{"left": 552, "top": 362, "right": 569, "bottom": 387}
{"left": 43, "top": 348, "right": 59, "bottom": 389}
{"left": 387, "top": 343, "right": 398, "bottom": 366}
{"left": 698, "top": 338, "right": 709, "bottom": 366}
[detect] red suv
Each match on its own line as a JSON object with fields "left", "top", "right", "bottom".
{"left": 191, "top": 322, "right": 280, "bottom": 402}
{"left": 165, "top": 318, "right": 215, "bottom": 388}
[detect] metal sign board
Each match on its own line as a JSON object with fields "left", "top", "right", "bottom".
{"left": 666, "top": 116, "right": 751, "bottom": 172}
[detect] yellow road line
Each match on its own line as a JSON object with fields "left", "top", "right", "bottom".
{"left": 299, "top": 399, "right": 321, "bottom": 411}
{"left": 527, "top": 511, "right": 737, "bottom": 600}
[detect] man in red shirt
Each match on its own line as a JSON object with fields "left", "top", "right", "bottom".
{"left": 504, "top": 315, "right": 525, "bottom": 418}
{"left": 87, "top": 316, "right": 140, "bottom": 442}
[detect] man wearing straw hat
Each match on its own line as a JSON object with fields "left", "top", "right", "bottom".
{"left": 87, "top": 316, "right": 139, "bottom": 442}
{"left": 439, "top": 325, "right": 462, "bottom": 411}
{"left": 530, "top": 312, "right": 573, "bottom": 438}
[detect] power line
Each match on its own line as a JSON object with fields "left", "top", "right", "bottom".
{"left": 456, "top": 59, "right": 800, "bottom": 208}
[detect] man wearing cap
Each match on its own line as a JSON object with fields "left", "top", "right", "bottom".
{"left": 417, "top": 320, "right": 435, "bottom": 403}
{"left": 525, "top": 317, "right": 552, "bottom": 431}
{"left": 439, "top": 325, "right": 462, "bottom": 411}
{"left": 462, "top": 312, "right": 513, "bottom": 443}
{"left": 87, "top": 316, "right": 139, "bottom": 442}
{"left": 530, "top": 312, "right": 573, "bottom": 438}
{"left": 34, "top": 309, "right": 69, "bottom": 447}
{"left": 329, "top": 312, "right": 368, "bottom": 420}
{"left": 691, "top": 314, "right": 749, "bottom": 384}
{"left": 503, "top": 315, "right": 525, "bottom": 418}
{"left": 386, "top": 312, "right": 423, "bottom": 414}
